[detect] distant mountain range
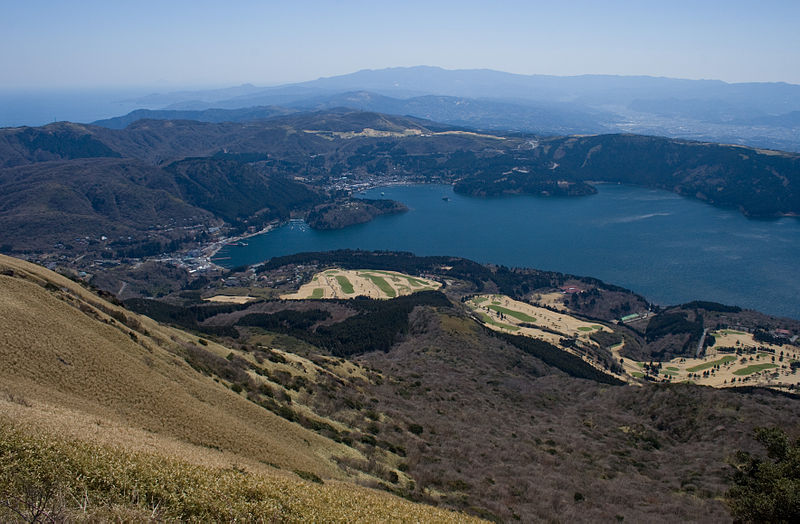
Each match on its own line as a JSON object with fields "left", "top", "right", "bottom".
{"left": 107, "top": 66, "right": 800, "bottom": 151}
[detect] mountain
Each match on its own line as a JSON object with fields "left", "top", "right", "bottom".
{"left": 0, "top": 158, "right": 216, "bottom": 250}
{"left": 91, "top": 105, "right": 295, "bottom": 129}
{"left": 118, "top": 66, "right": 800, "bottom": 151}
{"left": 285, "top": 66, "right": 800, "bottom": 116}
{"left": 285, "top": 91, "right": 618, "bottom": 135}
{"left": 1, "top": 110, "right": 799, "bottom": 258}
{"left": 5, "top": 250, "right": 797, "bottom": 521}
{"left": 122, "top": 83, "right": 273, "bottom": 108}
{"left": 0, "top": 121, "right": 121, "bottom": 168}
{"left": 451, "top": 133, "right": 800, "bottom": 217}
{"left": 0, "top": 253, "right": 475, "bottom": 521}
{"left": 746, "top": 110, "right": 800, "bottom": 128}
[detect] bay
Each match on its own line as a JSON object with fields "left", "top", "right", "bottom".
{"left": 213, "top": 184, "right": 800, "bottom": 319}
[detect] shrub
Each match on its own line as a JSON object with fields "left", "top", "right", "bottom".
{"left": 727, "top": 427, "right": 800, "bottom": 522}
{"left": 408, "top": 423, "right": 424, "bottom": 435}
{"left": 293, "top": 470, "right": 324, "bottom": 484}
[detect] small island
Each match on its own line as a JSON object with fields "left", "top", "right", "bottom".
{"left": 305, "top": 198, "right": 408, "bottom": 230}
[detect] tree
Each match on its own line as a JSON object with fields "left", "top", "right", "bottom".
{"left": 727, "top": 427, "right": 800, "bottom": 522}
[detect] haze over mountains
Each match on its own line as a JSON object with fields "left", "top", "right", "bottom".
{"left": 2, "top": 64, "right": 800, "bottom": 523}
{"left": 86, "top": 66, "right": 800, "bottom": 152}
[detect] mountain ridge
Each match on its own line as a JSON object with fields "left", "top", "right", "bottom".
{"left": 3, "top": 251, "right": 799, "bottom": 521}
{"left": 1, "top": 110, "right": 798, "bottom": 259}
{"left": 0, "top": 253, "right": 484, "bottom": 521}
{"left": 115, "top": 66, "right": 800, "bottom": 151}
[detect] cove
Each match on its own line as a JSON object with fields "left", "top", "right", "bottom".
{"left": 213, "top": 184, "right": 800, "bottom": 320}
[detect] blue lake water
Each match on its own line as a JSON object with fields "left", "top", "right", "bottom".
{"left": 214, "top": 184, "right": 800, "bottom": 319}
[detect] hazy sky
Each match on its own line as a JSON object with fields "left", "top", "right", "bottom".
{"left": 2, "top": 0, "right": 799, "bottom": 89}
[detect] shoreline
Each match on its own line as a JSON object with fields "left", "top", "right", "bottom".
{"left": 202, "top": 181, "right": 435, "bottom": 269}
{"left": 200, "top": 222, "right": 280, "bottom": 270}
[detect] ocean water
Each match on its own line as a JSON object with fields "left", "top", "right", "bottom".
{"left": 214, "top": 184, "right": 800, "bottom": 319}
{"left": 0, "top": 88, "right": 152, "bottom": 127}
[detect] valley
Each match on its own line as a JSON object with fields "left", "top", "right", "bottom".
{"left": 5, "top": 0, "right": 800, "bottom": 520}
{"left": 1, "top": 108, "right": 799, "bottom": 522}
{"left": 3, "top": 250, "right": 798, "bottom": 521}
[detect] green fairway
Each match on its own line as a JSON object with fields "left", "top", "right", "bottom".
{"left": 363, "top": 274, "right": 396, "bottom": 298}
{"left": 310, "top": 288, "right": 324, "bottom": 299}
{"left": 631, "top": 371, "right": 644, "bottom": 378}
{"left": 335, "top": 275, "right": 355, "bottom": 294}
{"left": 718, "top": 329, "right": 747, "bottom": 335}
{"left": 686, "top": 355, "right": 737, "bottom": 373}
{"left": 733, "top": 363, "right": 778, "bottom": 376}
{"left": 473, "top": 297, "right": 488, "bottom": 304}
{"left": 666, "top": 366, "right": 680, "bottom": 371}
{"left": 478, "top": 312, "right": 520, "bottom": 332}
{"left": 369, "top": 270, "right": 431, "bottom": 288}
{"left": 577, "top": 326, "right": 594, "bottom": 332}
{"left": 487, "top": 305, "right": 537, "bottom": 323}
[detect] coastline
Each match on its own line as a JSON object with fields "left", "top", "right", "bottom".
{"left": 203, "top": 181, "right": 430, "bottom": 267}
{"left": 200, "top": 222, "right": 280, "bottom": 270}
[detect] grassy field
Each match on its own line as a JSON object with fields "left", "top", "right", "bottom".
{"left": 369, "top": 270, "right": 429, "bottom": 287}
{"left": 487, "top": 304, "right": 537, "bottom": 323}
{"left": 335, "top": 275, "right": 355, "bottom": 294}
{"left": 732, "top": 363, "right": 779, "bottom": 376}
{"left": 363, "top": 274, "right": 396, "bottom": 298}
{"left": 686, "top": 355, "right": 737, "bottom": 373}
{"left": 0, "top": 421, "right": 478, "bottom": 523}
{"left": 284, "top": 269, "right": 440, "bottom": 300}
{"left": 478, "top": 312, "right": 520, "bottom": 332}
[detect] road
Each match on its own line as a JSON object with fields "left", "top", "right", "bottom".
{"left": 696, "top": 328, "right": 709, "bottom": 357}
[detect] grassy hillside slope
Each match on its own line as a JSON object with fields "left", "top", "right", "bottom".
{"left": 0, "top": 254, "right": 479, "bottom": 522}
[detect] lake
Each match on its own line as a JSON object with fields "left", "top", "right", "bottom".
{"left": 213, "top": 184, "right": 800, "bottom": 319}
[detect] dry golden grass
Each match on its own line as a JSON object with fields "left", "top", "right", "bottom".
{"left": 0, "top": 417, "right": 481, "bottom": 523}
{"left": 203, "top": 294, "right": 258, "bottom": 304}
{"left": 0, "top": 255, "right": 483, "bottom": 522}
{"left": 467, "top": 293, "right": 608, "bottom": 342}
{"left": 0, "top": 263, "right": 343, "bottom": 478}
{"left": 432, "top": 130, "right": 506, "bottom": 140}
{"left": 283, "top": 268, "right": 440, "bottom": 300}
{"left": 465, "top": 292, "right": 800, "bottom": 389}
{"left": 304, "top": 127, "right": 424, "bottom": 139}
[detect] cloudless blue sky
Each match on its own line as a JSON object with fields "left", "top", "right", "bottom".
{"left": 2, "top": 0, "right": 799, "bottom": 89}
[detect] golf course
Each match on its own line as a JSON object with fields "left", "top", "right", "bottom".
{"left": 466, "top": 294, "right": 800, "bottom": 390}
{"left": 282, "top": 268, "right": 441, "bottom": 300}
